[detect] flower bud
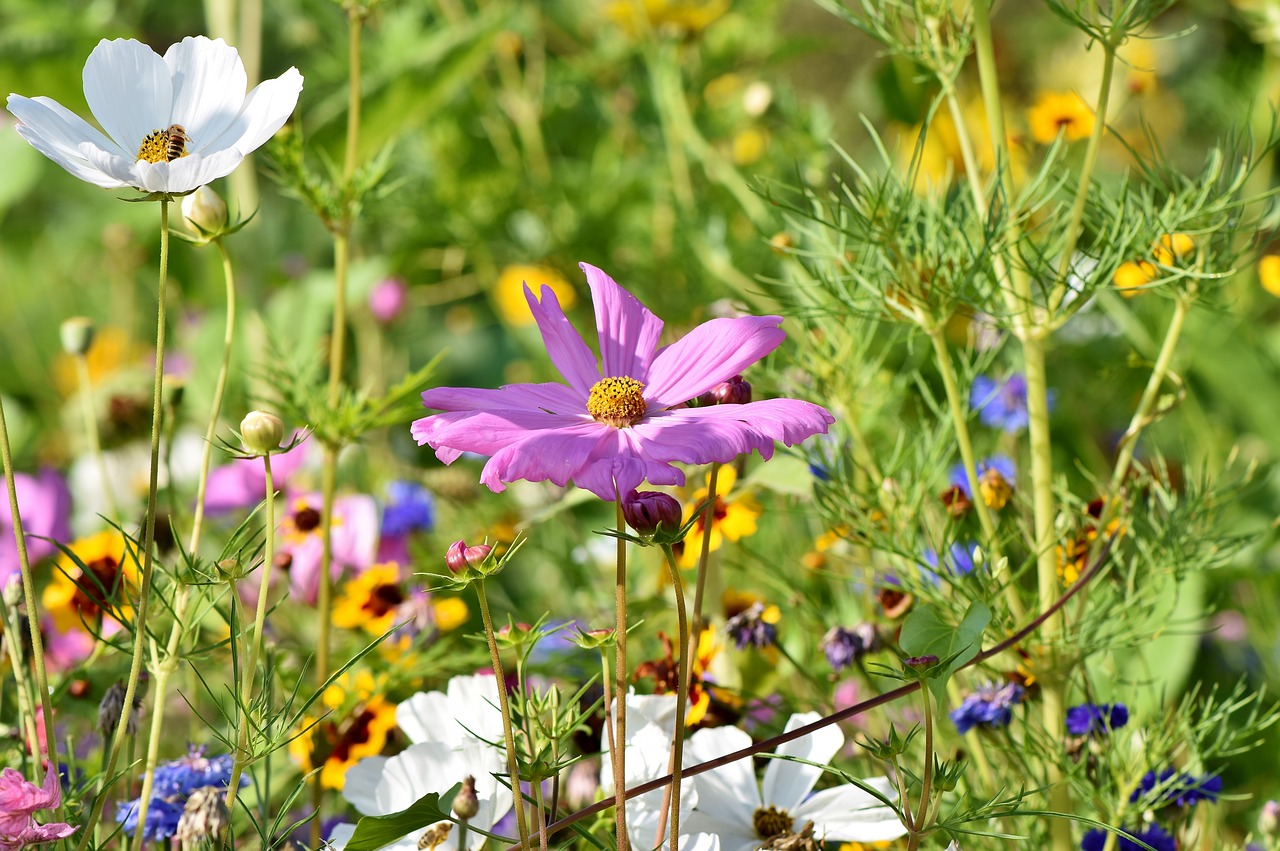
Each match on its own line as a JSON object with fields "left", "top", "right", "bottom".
{"left": 622, "top": 490, "right": 682, "bottom": 538}
{"left": 446, "top": 540, "right": 492, "bottom": 574}
{"left": 240, "top": 411, "right": 284, "bottom": 455}
{"left": 60, "top": 317, "right": 96, "bottom": 356}
{"left": 2, "top": 575, "right": 22, "bottom": 607}
{"left": 182, "top": 185, "right": 228, "bottom": 235}
{"left": 698, "top": 375, "right": 752, "bottom": 406}
{"left": 98, "top": 680, "right": 143, "bottom": 739}
{"left": 369, "top": 278, "right": 410, "bottom": 324}
{"left": 1261, "top": 800, "right": 1280, "bottom": 836}
{"left": 176, "top": 786, "right": 231, "bottom": 845}
{"left": 452, "top": 775, "right": 480, "bottom": 820}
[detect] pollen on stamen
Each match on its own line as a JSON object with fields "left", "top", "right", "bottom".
{"left": 138, "top": 130, "right": 172, "bottom": 164}
{"left": 586, "top": 376, "right": 647, "bottom": 428}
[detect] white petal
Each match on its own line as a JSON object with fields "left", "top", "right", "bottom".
{"left": 325, "top": 823, "right": 355, "bottom": 851}
{"left": 202, "top": 67, "right": 302, "bottom": 156}
{"left": 376, "top": 742, "right": 465, "bottom": 813}
{"left": 761, "top": 713, "right": 842, "bottom": 812}
{"left": 83, "top": 38, "right": 172, "bottom": 153}
{"left": 163, "top": 36, "right": 247, "bottom": 149}
{"left": 160, "top": 147, "right": 246, "bottom": 192}
{"left": 342, "top": 755, "right": 390, "bottom": 815}
{"left": 792, "top": 781, "right": 908, "bottom": 843}
{"left": 446, "top": 674, "right": 504, "bottom": 745}
{"left": 396, "top": 690, "right": 451, "bottom": 745}
{"left": 685, "top": 725, "right": 759, "bottom": 831}
{"left": 678, "top": 834, "right": 722, "bottom": 851}
{"left": 6, "top": 95, "right": 127, "bottom": 187}
{"left": 81, "top": 144, "right": 146, "bottom": 187}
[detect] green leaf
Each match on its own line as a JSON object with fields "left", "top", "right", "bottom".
{"left": 344, "top": 787, "right": 458, "bottom": 851}
{"left": 900, "top": 601, "right": 991, "bottom": 700}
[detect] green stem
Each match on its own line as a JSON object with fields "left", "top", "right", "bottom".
{"left": 475, "top": 580, "right": 531, "bottom": 850}
{"left": 906, "top": 686, "right": 935, "bottom": 851}
{"left": 688, "top": 463, "right": 721, "bottom": 647}
{"left": 0, "top": 599, "right": 41, "bottom": 773}
{"left": 75, "top": 198, "right": 171, "bottom": 851}
{"left": 613, "top": 499, "right": 630, "bottom": 851}
{"left": 225, "top": 452, "right": 276, "bottom": 810}
{"left": 133, "top": 236, "right": 237, "bottom": 844}
{"left": 653, "top": 546, "right": 690, "bottom": 850}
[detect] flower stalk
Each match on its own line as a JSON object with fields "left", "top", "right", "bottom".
{"left": 653, "top": 545, "right": 690, "bottom": 851}
{"left": 613, "top": 497, "right": 630, "bottom": 851}
{"left": 75, "top": 198, "right": 172, "bottom": 851}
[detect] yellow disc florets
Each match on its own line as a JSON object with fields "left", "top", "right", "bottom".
{"left": 752, "top": 805, "right": 793, "bottom": 840}
{"left": 138, "top": 130, "right": 171, "bottom": 163}
{"left": 586, "top": 376, "right": 647, "bottom": 427}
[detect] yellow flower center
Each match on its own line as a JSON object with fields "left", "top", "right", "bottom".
{"left": 753, "top": 805, "right": 793, "bottom": 840}
{"left": 136, "top": 126, "right": 189, "bottom": 163}
{"left": 586, "top": 376, "right": 647, "bottom": 427}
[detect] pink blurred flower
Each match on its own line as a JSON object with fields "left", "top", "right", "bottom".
{"left": 412, "top": 263, "right": 834, "bottom": 499}
{"left": 203, "top": 434, "right": 309, "bottom": 515}
{"left": 369, "top": 277, "right": 409, "bottom": 324}
{"left": 0, "top": 470, "right": 71, "bottom": 587}
{"left": 0, "top": 765, "right": 77, "bottom": 849}
{"left": 276, "top": 492, "right": 378, "bottom": 604}
{"left": 42, "top": 617, "right": 96, "bottom": 674}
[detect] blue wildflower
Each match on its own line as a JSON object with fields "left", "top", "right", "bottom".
{"left": 1130, "top": 768, "right": 1222, "bottom": 808}
{"left": 948, "top": 455, "right": 1016, "bottom": 492}
{"left": 724, "top": 602, "right": 778, "bottom": 650}
{"left": 116, "top": 748, "right": 244, "bottom": 842}
{"left": 1066, "top": 703, "right": 1129, "bottom": 736}
{"left": 970, "top": 374, "right": 1055, "bottom": 434}
{"left": 1081, "top": 824, "right": 1175, "bottom": 851}
{"left": 822, "top": 623, "right": 879, "bottom": 671}
{"left": 924, "top": 542, "right": 980, "bottom": 579}
{"left": 381, "top": 480, "right": 435, "bottom": 537}
{"left": 950, "top": 682, "right": 1026, "bottom": 734}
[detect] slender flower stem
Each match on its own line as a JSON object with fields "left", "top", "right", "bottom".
{"left": 511, "top": 536, "right": 1119, "bottom": 851}
{"left": 133, "top": 236, "right": 238, "bottom": 843}
{"left": 613, "top": 498, "right": 630, "bottom": 851}
{"left": 906, "top": 687, "right": 934, "bottom": 851}
{"left": 75, "top": 355, "right": 119, "bottom": 522}
{"left": 75, "top": 198, "right": 171, "bottom": 851}
{"left": 1, "top": 598, "right": 41, "bottom": 772}
{"left": 653, "top": 546, "right": 690, "bottom": 850}
{"left": 226, "top": 452, "right": 276, "bottom": 810}
{"left": 688, "top": 463, "right": 721, "bottom": 650}
{"left": 475, "top": 579, "right": 531, "bottom": 850}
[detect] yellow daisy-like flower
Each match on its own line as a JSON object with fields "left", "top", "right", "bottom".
{"left": 43, "top": 530, "right": 136, "bottom": 633}
{"left": 1113, "top": 260, "right": 1156, "bottom": 298}
{"left": 52, "top": 325, "right": 143, "bottom": 397}
{"left": 432, "top": 597, "right": 469, "bottom": 632}
{"left": 291, "top": 670, "right": 397, "bottom": 790}
{"left": 493, "top": 264, "right": 576, "bottom": 327}
{"left": 605, "top": 0, "right": 730, "bottom": 36}
{"left": 332, "top": 562, "right": 405, "bottom": 636}
{"left": 1153, "top": 232, "right": 1195, "bottom": 266}
{"left": 677, "top": 466, "right": 761, "bottom": 568}
{"left": 1027, "top": 91, "right": 1095, "bottom": 144}
{"left": 1259, "top": 255, "right": 1280, "bottom": 297}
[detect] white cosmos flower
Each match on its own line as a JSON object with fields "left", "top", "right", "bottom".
{"left": 6, "top": 36, "right": 301, "bottom": 194}
{"left": 328, "top": 675, "right": 512, "bottom": 851}
{"left": 682, "top": 713, "right": 907, "bottom": 851}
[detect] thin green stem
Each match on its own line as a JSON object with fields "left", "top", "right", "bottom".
{"left": 653, "top": 546, "right": 690, "bottom": 850}
{"left": 906, "top": 687, "right": 935, "bottom": 851}
{"left": 688, "top": 463, "right": 721, "bottom": 647}
{"left": 1, "top": 599, "right": 41, "bottom": 772}
{"left": 475, "top": 580, "right": 531, "bottom": 850}
{"left": 613, "top": 498, "right": 630, "bottom": 851}
{"left": 134, "top": 236, "right": 237, "bottom": 843}
{"left": 226, "top": 452, "right": 276, "bottom": 810}
{"left": 75, "top": 198, "right": 171, "bottom": 851}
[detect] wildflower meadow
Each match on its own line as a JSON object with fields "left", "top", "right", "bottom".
{"left": 6, "top": 1, "right": 1280, "bottom": 850}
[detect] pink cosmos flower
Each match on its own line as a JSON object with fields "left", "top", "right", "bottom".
{"left": 0, "top": 470, "right": 71, "bottom": 587}
{"left": 0, "top": 766, "right": 77, "bottom": 850}
{"left": 203, "top": 434, "right": 310, "bottom": 515}
{"left": 412, "top": 264, "right": 834, "bottom": 499}
{"left": 275, "top": 492, "right": 378, "bottom": 604}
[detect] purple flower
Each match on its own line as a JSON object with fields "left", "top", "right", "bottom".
{"left": 1130, "top": 769, "right": 1222, "bottom": 808}
{"left": 412, "top": 263, "right": 835, "bottom": 500}
{"left": 1081, "top": 824, "right": 1175, "bottom": 851}
{"left": 950, "top": 682, "right": 1025, "bottom": 733}
{"left": 275, "top": 492, "right": 378, "bottom": 604}
{"left": 369, "top": 277, "right": 409, "bottom": 324}
{"left": 0, "top": 765, "right": 77, "bottom": 850}
{"left": 822, "top": 624, "right": 878, "bottom": 671}
{"left": 970, "top": 374, "right": 1054, "bottom": 434}
{"left": 116, "top": 748, "right": 243, "bottom": 843}
{"left": 724, "top": 602, "right": 778, "bottom": 649}
{"left": 203, "top": 434, "right": 310, "bottom": 514}
{"left": 0, "top": 470, "right": 71, "bottom": 587}
{"left": 376, "top": 480, "right": 434, "bottom": 564}
{"left": 1066, "top": 703, "right": 1129, "bottom": 736}
{"left": 924, "top": 542, "right": 979, "bottom": 578}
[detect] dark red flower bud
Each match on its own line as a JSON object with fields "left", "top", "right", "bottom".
{"left": 699, "top": 374, "right": 752, "bottom": 406}
{"left": 446, "top": 540, "right": 492, "bottom": 574}
{"left": 622, "top": 490, "right": 682, "bottom": 537}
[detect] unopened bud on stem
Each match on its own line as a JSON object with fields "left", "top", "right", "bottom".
{"left": 240, "top": 411, "right": 284, "bottom": 455}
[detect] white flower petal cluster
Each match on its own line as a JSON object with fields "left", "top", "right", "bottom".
{"left": 328, "top": 675, "right": 512, "bottom": 851}
{"left": 7, "top": 36, "right": 301, "bottom": 194}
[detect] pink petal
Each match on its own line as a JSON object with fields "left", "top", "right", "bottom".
{"left": 411, "top": 410, "right": 590, "bottom": 463}
{"left": 525, "top": 284, "right": 600, "bottom": 395}
{"left": 333, "top": 494, "right": 378, "bottom": 571}
{"left": 579, "top": 263, "right": 664, "bottom": 380}
{"left": 478, "top": 422, "right": 611, "bottom": 492}
{"left": 569, "top": 428, "right": 687, "bottom": 499}
{"left": 631, "top": 400, "right": 834, "bottom": 466}
{"left": 643, "top": 316, "right": 786, "bottom": 408}
{"left": 422, "top": 382, "right": 582, "bottom": 415}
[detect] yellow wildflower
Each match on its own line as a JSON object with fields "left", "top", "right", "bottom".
{"left": 43, "top": 530, "right": 136, "bottom": 634}
{"left": 1259, "top": 255, "right": 1280, "bottom": 297}
{"left": 332, "top": 562, "right": 406, "bottom": 636}
{"left": 1113, "top": 261, "right": 1156, "bottom": 298}
{"left": 677, "top": 466, "right": 761, "bottom": 568}
{"left": 292, "top": 671, "right": 397, "bottom": 790}
{"left": 1027, "top": 91, "right": 1095, "bottom": 144}
{"left": 605, "top": 0, "right": 730, "bottom": 36}
{"left": 493, "top": 264, "right": 576, "bottom": 327}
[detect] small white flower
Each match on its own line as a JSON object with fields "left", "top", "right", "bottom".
{"left": 329, "top": 675, "right": 512, "bottom": 851}
{"left": 7, "top": 36, "right": 301, "bottom": 194}
{"left": 683, "top": 712, "right": 908, "bottom": 851}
